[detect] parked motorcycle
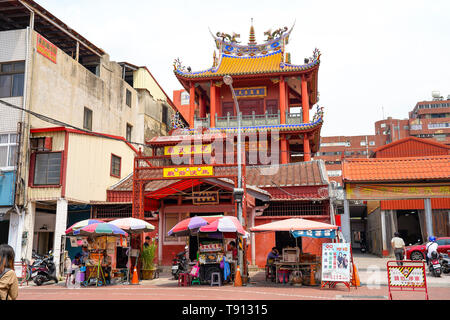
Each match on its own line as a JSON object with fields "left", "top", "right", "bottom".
{"left": 31, "top": 250, "right": 58, "bottom": 286}
{"left": 171, "top": 247, "right": 188, "bottom": 280}
{"left": 440, "top": 253, "right": 450, "bottom": 274}
{"left": 428, "top": 251, "right": 441, "bottom": 277}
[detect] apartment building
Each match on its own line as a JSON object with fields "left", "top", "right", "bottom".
{"left": 0, "top": 0, "right": 178, "bottom": 274}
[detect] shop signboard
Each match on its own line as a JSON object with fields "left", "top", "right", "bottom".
{"left": 387, "top": 261, "right": 428, "bottom": 300}
{"left": 234, "top": 86, "right": 267, "bottom": 99}
{"left": 321, "top": 243, "right": 351, "bottom": 283}
{"left": 36, "top": 33, "right": 57, "bottom": 63}
{"left": 163, "top": 166, "right": 213, "bottom": 178}
{"left": 346, "top": 183, "right": 450, "bottom": 200}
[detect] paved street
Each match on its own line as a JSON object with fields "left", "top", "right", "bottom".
{"left": 16, "top": 254, "right": 450, "bottom": 301}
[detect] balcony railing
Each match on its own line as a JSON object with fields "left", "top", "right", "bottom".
{"left": 194, "top": 111, "right": 304, "bottom": 128}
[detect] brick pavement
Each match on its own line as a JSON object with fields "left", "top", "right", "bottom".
{"left": 15, "top": 253, "right": 450, "bottom": 301}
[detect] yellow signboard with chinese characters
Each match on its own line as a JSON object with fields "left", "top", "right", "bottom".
{"left": 164, "top": 144, "right": 212, "bottom": 156}
{"left": 346, "top": 184, "right": 450, "bottom": 200}
{"left": 163, "top": 166, "right": 214, "bottom": 178}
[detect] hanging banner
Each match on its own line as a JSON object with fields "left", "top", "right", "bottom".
{"left": 321, "top": 243, "right": 351, "bottom": 283}
{"left": 291, "top": 229, "right": 337, "bottom": 239}
{"left": 163, "top": 166, "right": 214, "bottom": 178}
{"left": 346, "top": 184, "right": 450, "bottom": 200}
{"left": 36, "top": 33, "right": 57, "bottom": 63}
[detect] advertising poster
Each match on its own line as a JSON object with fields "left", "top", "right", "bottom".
{"left": 321, "top": 243, "right": 351, "bottom": 282}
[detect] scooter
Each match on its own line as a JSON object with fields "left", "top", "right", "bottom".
{"left": 171, "top": 248, "right": 188, "bottom": 280}
{"left": 32, "top": 251, "right": 58, "bottom": 286}
{"left": 428, "top": 251, "right": 441, "bottom": 277}
{"left": 440, "top": 253, "right": 450, "bottom": 274}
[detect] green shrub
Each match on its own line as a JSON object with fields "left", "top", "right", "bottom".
{"left": 142, "top": 239, "right": 157, "bottom": 270}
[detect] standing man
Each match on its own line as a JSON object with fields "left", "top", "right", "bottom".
{"left": 143, "top": 236, "right": 151, "bottom": 248}
{"left": 391, "top": 232, "right": 406, "bottom": 266}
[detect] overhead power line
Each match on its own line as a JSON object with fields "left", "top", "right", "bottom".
{"left": 0, "top": 98, "right": 150, "bottom": 148}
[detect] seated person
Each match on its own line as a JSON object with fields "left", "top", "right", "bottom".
{"left": 266, "top": 247, "right": 279, "bottom": 264}
{"left": 72, "top": 253, "right": 82, "bottom": 267}
{"left": 266, "top": 247, "right": 279, "bottom": 280}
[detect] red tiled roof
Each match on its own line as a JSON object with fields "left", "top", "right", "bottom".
{"left": 342, "top": 155, "right": 450, "bottom": 182}
{"left": 372, "top": 137, "right": 450, "bottom": 158}
{"left": 107, "top": 161, "right": 329, "bottom": 200}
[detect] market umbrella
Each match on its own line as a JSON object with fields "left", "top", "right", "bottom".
{"left": 108, "top": 218, "right": 155, "bottom": 234}
{"left": 73, "top": 222, "right": 128, "bottom": 236}
{"left": 65, "top": 219, "right": 104, "bottom": 235}
{"left": 167, "top": 215, "right": 223, "bottom": 237}
{"left": 199, "top": 216, "right": 246, "bottom": 235}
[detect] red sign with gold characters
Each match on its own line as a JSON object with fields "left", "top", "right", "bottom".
{"left": 36, "top": 33, "right": 57, "bottom": 63}
{"left": 346, "top": 184, "right": 450, "bottom": 200}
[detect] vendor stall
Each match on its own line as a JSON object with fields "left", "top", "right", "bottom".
{"left": 250, "top": 218, "right": 339, "bottom": 285}
{"left": 168, "top": 215, "right": 246, "bottom": 285}
{"left": 65, "top": 221, "right": 129, "bottom": 287}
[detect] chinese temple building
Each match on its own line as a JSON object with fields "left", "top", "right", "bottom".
{"left": 94, "top": 23, "right": 333, "bottom": 268}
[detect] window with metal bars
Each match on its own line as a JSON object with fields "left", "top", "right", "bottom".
{"left": 262, "top": 201, "right": 328, "bottom": 216}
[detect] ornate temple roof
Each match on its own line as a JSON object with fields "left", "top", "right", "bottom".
{"left": 173, "top": 23, "right": 321, "bottom": 80}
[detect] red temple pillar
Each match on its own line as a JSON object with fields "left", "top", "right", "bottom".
{"left": 301, "top": 75, "right": 310, "bottom": 123}
{"left": 280, "top": 137, "right": 288, "bottom": 164}
{"left": 199, "top": 94, "right": 206, "bottom": 118}
{"left": 189, "top": 82, "right": 196, "bottom": 128}
{"left": 279, "top": 77, "right": 287, "bottom": 124}
{"left": 301, "top": 75, "right": 311, "bottom": 161}
{"left": 210, "top": 81, "right": 216, "bottom": 128}
{"left": 303, "top": 133, "right": 311, "bottom": 162}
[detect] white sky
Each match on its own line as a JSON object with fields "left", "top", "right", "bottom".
{"left": 36, "top": 0, "right": 450, "bottom": 137}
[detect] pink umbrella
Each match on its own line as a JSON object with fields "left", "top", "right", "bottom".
{"left": 199, "top": 216, "right": 246, "bottom": 235}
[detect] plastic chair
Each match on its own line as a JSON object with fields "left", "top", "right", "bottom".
{"left": 191, "top": 277, "right": 201, "bottom": 285}
{"left": 210, "top": 272, "right": 221, "bottom": 286}
{"left": 178, "top": 273, "right": 190, "bottom": 287}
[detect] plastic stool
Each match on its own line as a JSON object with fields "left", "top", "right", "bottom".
{"left": 178, "top": 273, "right": 190, "bottom": 287}
{"left": 210, "top": 272, "right": 221, "bottom": 286}
{"left": 191, "top": 277, "right": 201, "bottom": 285}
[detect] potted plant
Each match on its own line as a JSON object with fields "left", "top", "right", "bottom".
{"left": 141, "top": 239, "right": 157, "bottom": 280}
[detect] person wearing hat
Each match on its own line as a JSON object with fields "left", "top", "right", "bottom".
{"left": 391, "top": 232, "right": 406, "bottom": 266}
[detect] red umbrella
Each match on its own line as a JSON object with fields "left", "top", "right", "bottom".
{"left": 199, "top": 216, "right": 246, "bottom": 235}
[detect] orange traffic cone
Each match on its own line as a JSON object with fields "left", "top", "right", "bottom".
{"left": 234, "top": 266, "right": 242, "bottom": 287}
{"left": 352, "top": 263, "right": 360, "bottom": 287}
{"left": 131, "top": 266, "right": 139, "bottom": 285}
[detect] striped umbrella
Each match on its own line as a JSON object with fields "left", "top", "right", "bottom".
{"left": 167, "top": 215, "right": 223, "bottom": 237}
{"left": 109, "top": 218, "right": 155, "bottom": 234}
{"left": 74, "top": 222, "right": 128, "bottom": 236}
{"left": 199, "top": 216, "right": 246, "bottom": 235}
{"left": 65, "top": 219, "right": 104, "bottom": 235}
